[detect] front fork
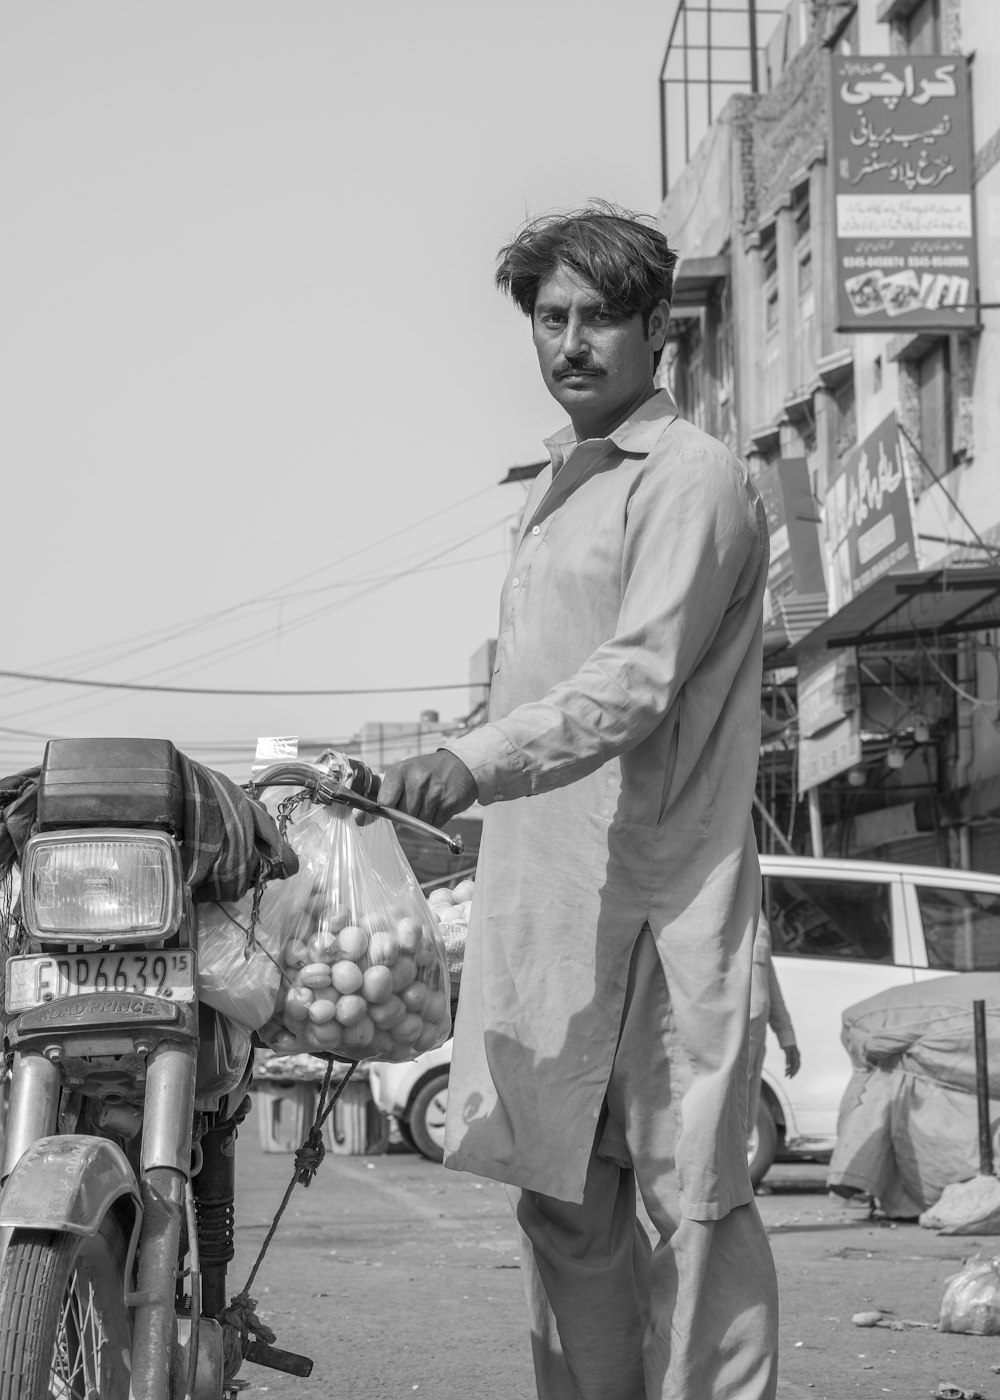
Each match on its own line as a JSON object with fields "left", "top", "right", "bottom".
{"left": 129, "top": 1038, "right": 198, "bottom": 1400}
{"left": 1, "top": 1035, "right": 198, "bottom": 1400}
{"left": 1, "top": 1048, "right": 64, "bottom": 1177}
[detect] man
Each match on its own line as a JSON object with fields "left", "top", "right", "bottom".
{"left": 377, "top": 203, "right": 777, "bottom": 1399}
{"left": 748, "top": 911, "right": 800, "bottom": 1186}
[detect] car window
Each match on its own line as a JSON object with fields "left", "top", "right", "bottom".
{"left": 763, "top": 875, "right": 893, "bottom": 963}
{"left": 915, "top": 885, "right": 1000, "bottom": 971}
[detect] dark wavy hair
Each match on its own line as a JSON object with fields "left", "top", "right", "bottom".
{"left": 495, "top": 202, "right": 678, "bottom": 365}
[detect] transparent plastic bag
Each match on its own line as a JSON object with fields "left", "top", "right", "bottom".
{"left": 939, "top": 1252, "right": 1000, "bottom": 1334}
{"left": 196, "top": 895, "right": 283, "bottom": 1032}
{"left": 253, "top": 797, "right": 452, "bottom": 1064}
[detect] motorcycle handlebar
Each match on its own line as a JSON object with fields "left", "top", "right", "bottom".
{"left": 248, "top": 761, "right": 464, "bottom": 857}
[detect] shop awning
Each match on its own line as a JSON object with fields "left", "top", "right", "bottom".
{"left": 791, "top": 565, "right": 1000, "bottom": 653}
{"left": 671, "top": 255, "right": 730, "bottom": 309}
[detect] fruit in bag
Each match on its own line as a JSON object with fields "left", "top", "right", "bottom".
{"left": 255, "top": 798, "right": 451, "bottom": 1064}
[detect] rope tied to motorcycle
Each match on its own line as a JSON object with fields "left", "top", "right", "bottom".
{"left": 230, "top": 1053, "right": 358, "bottom": 1303}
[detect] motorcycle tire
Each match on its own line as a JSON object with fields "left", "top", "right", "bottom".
{"left": 0, "top": 1214, "right": 132, "bottom": 1400}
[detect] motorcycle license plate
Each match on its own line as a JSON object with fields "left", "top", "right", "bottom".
{"left": 5, "top": 951, "right": 196, "bottom": 1015}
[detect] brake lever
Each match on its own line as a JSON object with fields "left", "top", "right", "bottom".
{"left": 324, "top": 782, "right": 465, "bottom": 857}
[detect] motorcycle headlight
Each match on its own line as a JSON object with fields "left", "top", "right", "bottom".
{"left": 20, "top": 830, "right": 184, "bottom": 944}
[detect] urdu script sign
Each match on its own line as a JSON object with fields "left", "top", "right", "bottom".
{"left": 829, "top": 54, "right": 978, "bottom": 333}
{"left": 825, "top": 413, "right": 916, "bottom": 611}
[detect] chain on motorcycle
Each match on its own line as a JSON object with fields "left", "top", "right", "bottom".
{"left": 223, "top": 785, "right": 309, "bottom": 950}
{"left": 273, "top": 789, "right": 308, "bottom": 839}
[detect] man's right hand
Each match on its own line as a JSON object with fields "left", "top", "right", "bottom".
{"left": 377, "top": 750, "right": 477, "bottom": 828}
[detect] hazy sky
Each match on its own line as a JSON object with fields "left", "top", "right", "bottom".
{"left": 1, "top": 2, "right": 673, "bottom": 780}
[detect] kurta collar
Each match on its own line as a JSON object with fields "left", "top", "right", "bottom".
{"left": 543, "top": 387, "right": 680, "bottom": 472}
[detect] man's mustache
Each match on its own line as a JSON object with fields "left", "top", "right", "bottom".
{"left": 554, "top": 363, "right": 605, "bottom": 379}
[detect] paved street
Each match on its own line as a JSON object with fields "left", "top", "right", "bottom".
{"left": 231, "top": 1115, "right": 1000, "bottom": 1400}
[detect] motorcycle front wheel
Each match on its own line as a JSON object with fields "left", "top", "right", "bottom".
{"left": 0, "top": 1215, "right": 132, "bottom": 1400}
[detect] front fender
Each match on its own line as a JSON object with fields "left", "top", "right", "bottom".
{"left": 0, "top": 1135, "right": 142, "bottom": 1237}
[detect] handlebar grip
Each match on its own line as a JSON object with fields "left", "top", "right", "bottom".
{"left": 346, "top": 758, "right": 381, "bottom": 801}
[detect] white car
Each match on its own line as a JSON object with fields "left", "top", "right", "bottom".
{"left": 369, "top": 1039, "right": 452, "bottom": 1162}
{"left": 372, "top": 856, "right": 1000, "bottom": 1182}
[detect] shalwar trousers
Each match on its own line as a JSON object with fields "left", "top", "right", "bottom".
{"left": 507, "top": 928, "right": 778, "bottom": 1400}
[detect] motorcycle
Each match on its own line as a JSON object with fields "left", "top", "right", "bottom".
{"left": 0, "top": 735, "right": 461, "bottom": 1400}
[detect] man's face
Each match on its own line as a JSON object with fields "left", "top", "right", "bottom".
{"left": 531, "top": 263, "right": 668, "bottom": 440}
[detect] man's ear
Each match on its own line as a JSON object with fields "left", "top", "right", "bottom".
{"left": 648, "top": 299, "right": 670, "bottom": 353}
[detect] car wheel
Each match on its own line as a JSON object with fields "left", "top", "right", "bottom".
{"left": 407, "top": 1070, "right": 449, "bottom": 1163}
{"left": 747, "top": 1098, "right": 778, "bottom": 1188}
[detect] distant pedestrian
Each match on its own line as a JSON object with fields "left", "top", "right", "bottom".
{"left": 748, "top": 912, "right": 801, "bottom": 1148}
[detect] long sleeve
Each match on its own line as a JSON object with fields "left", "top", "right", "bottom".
{"left": 447, "top": 443, "right": 764, "bottom": 805}
{"left": 767, "top": 961, "right": 797, "bottom": 1048}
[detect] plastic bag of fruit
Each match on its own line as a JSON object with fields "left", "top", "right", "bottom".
{"left": 253, "top": 796, "right": 452, "bottom": 1064}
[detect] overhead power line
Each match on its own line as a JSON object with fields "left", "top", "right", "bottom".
{"left": 5, "top": 484, "right": 501, "bottom": 688}
{"left": 0, "top": 671, "right": 476, "bottom": 697}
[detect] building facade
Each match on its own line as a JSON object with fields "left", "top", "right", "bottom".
{"left": 659, "top": 0, "right": 1000, "bottom": 869}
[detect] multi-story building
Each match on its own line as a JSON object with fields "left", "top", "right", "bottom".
{"left": 659, "top": 0, "right": 1000, "bottom": 869}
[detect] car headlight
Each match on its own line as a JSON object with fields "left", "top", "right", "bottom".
{"left": 20, "top": 830, "right": 183, "bottom": 943}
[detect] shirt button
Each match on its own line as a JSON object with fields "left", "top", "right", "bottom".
{"left": 531, "top": 526, "right": 540, "bottom": 535}
{"left": 512, "top": 576, "right": 520, "bottom": 587}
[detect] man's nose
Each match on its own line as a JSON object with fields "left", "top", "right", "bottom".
{"left": 560, "top": 316, "right": 589, "bottom": 359}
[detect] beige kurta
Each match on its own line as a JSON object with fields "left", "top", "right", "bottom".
{"left": 444, "top": 388, "right": 768, "bottom": 1217}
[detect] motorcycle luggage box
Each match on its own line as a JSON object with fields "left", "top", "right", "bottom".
{"left": 36, "top": 737, "right": 185, "bottom": 834}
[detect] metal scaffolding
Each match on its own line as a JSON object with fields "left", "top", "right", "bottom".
{"left": 659, "top": 0, "right": 786, "bottom": 197}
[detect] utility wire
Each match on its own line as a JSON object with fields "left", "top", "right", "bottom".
{"left": 0, "top": 483, "right": 501, "bottom": 699}
{"left": 0, "top": 670, "right": 476, "bottom": 697}
{"left": 119, "top": 518, "right": 511, "bottom": 689}
{"left": 0, "top": 519, "right": 511, "bottom": 727}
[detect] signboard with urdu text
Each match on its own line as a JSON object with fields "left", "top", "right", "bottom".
{"left": 825, "top": 413, "right": 916, "bottom": 612}
{"left": 829, "top": 53, "right": 977, "bottom": 333}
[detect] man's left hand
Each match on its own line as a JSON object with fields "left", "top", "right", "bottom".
{"left": 784, "top": 1045, "right": 801, "bottom": 1079}
{"left": 377, "top": 750, "right": 478, "bottom": 828}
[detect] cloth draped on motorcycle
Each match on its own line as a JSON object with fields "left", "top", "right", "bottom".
{"left": 0, "top": 750, "right": 298, "bottom": 913}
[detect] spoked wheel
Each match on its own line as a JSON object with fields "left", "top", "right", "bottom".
{"left": 0, "top": 1215, "right": 132, "bottom": 1400}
